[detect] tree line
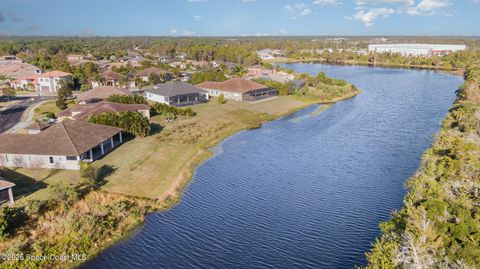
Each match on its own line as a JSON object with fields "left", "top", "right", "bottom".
{"left": 366, "top": 65, "right": 480, "bottom": 268}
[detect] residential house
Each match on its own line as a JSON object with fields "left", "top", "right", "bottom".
{"left": 67, "top": 54, "right": 92, "bottom": 66}
{"left": 37, "top": 71, "right": 74, "bottom": 93}
{"left": 212, "top": 61, "right": 238, "bottom": 70}
{"left": 256, "top": 49, "right": 285, "bottom": 60}
{"left": 170, "top": 61, "right": 187, "bottom": 70}
{"left": 0, "top": 55, "right": 23, "bottom": 65}
{"left": 248, "top": 71, "right": 295, "bottom": 83}
{"left": 67, "top": 54, "right": 84, "bottom": 61}
{"left": 247, "top": 65, "right": 276, "bottom": 77}
{"left": 76, "top": 86, "right": 131, "bottom": 104}
{"left": 0, "top": 63, "right": 41, "bottom": 80}
{"left": 146, "top": 81, "right": 208, "bottom": 107}
{"left": 197, "top": 78, "right": 277, "bottom": 102}
{"left": 158, "top": 55, "right": 174, "bottom": 63}
{"left": 0, "top": 177, "right": 15, "bottom": 205}
{"left": 187, "top": 60, "right": 210, "bottom": 70}
{"left": 135, "top": 67, "right": 172, "bottom": 82}
{"left": 91, "top": 70, "right": 132, "bottom": 88}
{"left": 0, "top": 120, "right": 123, "bottom": 170}
{"left": 176, "top": 52, "right": 187, "bottom": 60}
{"left": 58, "top": 101, "right": 150, "bottom": 121}
{"left": 11, "top": 74, "right": 39, "bottom": 91}
{"left": 121, "top": 55, "right": 147, "bottom": 67}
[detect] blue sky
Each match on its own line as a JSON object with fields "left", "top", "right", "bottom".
{"left": 0, "top": 0, "right": 479, "bottom": 36}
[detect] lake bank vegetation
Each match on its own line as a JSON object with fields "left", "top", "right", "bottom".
{"left": 366, "top": 65, "right": 480, "bottom": 268}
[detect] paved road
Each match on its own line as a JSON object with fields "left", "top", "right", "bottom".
{"left": 0, "top": 96, "right": 53, "bottom": 134}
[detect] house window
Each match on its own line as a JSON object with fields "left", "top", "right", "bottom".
{"left": 66, "top": 156, "right": 77, "bottom": 161}
{"left": 49, "top": 157, "right": 54, "bottom": 164}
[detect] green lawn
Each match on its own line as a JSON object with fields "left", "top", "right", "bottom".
{"left": 31, "top": 99, "right": 74, "bottom": 122}
{"left": 1, "top": 168, "right": 80, "bottom": 201}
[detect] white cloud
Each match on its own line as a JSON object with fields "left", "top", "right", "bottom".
{"left": 279, "top": 29, "right": 288, "bottom": 35}
{"left": 193, "top": 15, "right": 203, "bottom": 21}
{"left": 348, "top": 0, "right": 452, "bottom": 26}
{"left": 170, "top": 29, "right": 178, "bottom": 34}
{"left": 313, "top": 0, "right": 341, "bottom": 5}
{"left": 300, "top": 8, "right": 312, "bottom": 15}
{"left": 181, "top": 30, "right": 195, "bottom": 36}
{"left": 283, "top": 4, "right": 295, "bottom": 12}
{"left": 284, "top": 2, "right": 312, "bottom": 16}
{"left": 407, "top": 0, "right": 451, "bottom": 15}
{"left": 347, "top": 7, "right": 394, "bottom": 26}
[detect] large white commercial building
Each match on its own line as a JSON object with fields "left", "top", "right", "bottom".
{"left": 368, "top": 44, "right": 467, "bottom": 57}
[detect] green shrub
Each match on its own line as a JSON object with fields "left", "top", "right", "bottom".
{"left": 217, "top": 94, "right": 226, "bottom": 104}
{"left": 88, "top": 111, "right": 151, "bottom": 137}
{"left": 0, "top": 207, "right": 28, "bottom": 241}
{"left": 106, "top": 94, "right": 147, "bottom": 104}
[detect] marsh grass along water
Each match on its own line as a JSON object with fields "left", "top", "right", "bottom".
{"left": 83, "top": 64, "right": 463, "bottom": 269}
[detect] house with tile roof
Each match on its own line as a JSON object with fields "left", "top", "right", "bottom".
{"left": 37, "top": 70, "right": 73, "bottom": 93}
{"left": 0, "top": 62, "right": 41, "bottom": 80}
{"left": 135, "top": 67, "right": 172, "bottom": 82}
{"left": 58, "top": 101, "right": 150, "bottom": 121}
{"left": 197, "top": 78, "right": 277, "bottom": 102}
{"left": 76, "top": 86, "right": 132, "bottom": 104}
{"left": 0, "top": 120, "right": 123, "bottom": 170}
{"left": 11, "top": 74, "right": 40, "bottom": 91}
{"left": 91, "top": 70, "right": 133, "bottom": 88}
{"left": 145, "top": 81, "right": 208, "bottom": 106}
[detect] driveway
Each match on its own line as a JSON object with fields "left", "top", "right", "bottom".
{"left": 0, "top": 96, "right": 53, "bottom": 134}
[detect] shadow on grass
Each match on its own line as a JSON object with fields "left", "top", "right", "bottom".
{"left": 92, "top": 164, "right": 117, "bottom": 191}
{"left": 0, "top": 168, "right": 47, "bottom": 198}
{"left": 150, "top": 123, "right": 164, "bottom": 135}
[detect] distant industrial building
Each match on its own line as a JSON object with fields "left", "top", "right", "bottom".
{"left": 368, "top": 44, "right": 467, "bottom": 57}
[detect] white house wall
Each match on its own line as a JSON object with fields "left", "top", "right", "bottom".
{"left": 0, "top": 154, "right": 81, "bottom": 170}
{"left": 146, "top": 92, "right": 168, "bottom": 104}
{"left": 204, "top": 89, "right": 242, "bottom": 101}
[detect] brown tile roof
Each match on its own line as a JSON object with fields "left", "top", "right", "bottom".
{"left": 135, "top": 67, "right": 169, "bottom": 77}
{"left": 0, "top": 178, "right": 15, "bottom": 190}
{"left": 58, "top": 101, "right": 150, "bottom": 120}
{"left": 38, "top": 70, "right": 73, "bottom": 78}
{"left": 101, "top": 70, "right": 125, "bottom": 81}
{"left": 0, "top": 120, "right": 121, "bottom": 156}
{"left": 0, "top": 63, "right": 40, "bottom": 79}
{"left": 76, "top": 86, "right": 131, "bottom": 102}
{"left": 196, "top": 78, "right": 268, "bottom": 94}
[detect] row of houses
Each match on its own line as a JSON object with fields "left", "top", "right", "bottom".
{"left": 0, "top": 85, "right": 151, "bottom": 173}
{"left": 145, "top": 78, "right": 278, "bottom": 105}
{"left": 0, "top": 77, "right": 278, "bottom": 170}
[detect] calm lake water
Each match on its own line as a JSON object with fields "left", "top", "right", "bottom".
{"left": 83, "top": 64, "right": 463, "bottom": 268}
